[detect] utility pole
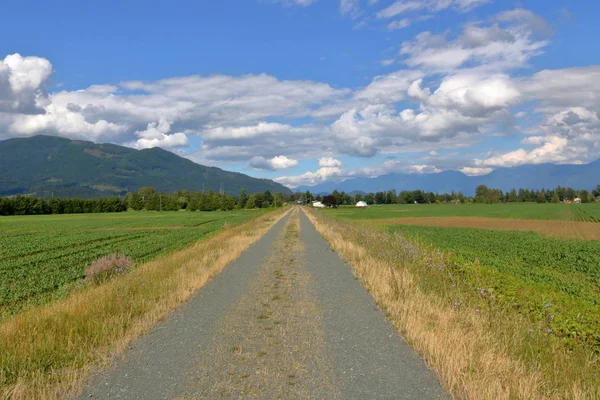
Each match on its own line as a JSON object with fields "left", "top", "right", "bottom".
{"left": 159, "top": 194, "right": 162, "bottom": 212}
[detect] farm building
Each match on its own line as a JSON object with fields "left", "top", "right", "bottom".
{"left": 356, "top": 201, "right": 368, "bottom": 208}
{"left": 312, "top": 201, "right": 326, "bottom": 208}
{"left": 574, "top": 197, "right": 582, "bottom": 204}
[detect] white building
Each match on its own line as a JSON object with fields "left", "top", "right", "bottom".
{"left": 356, "top": 201, "right": 368, "bottom": 208}
{"left": 312, "top": 201, "right": 326, "bottom": 208}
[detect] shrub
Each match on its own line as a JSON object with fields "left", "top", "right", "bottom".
{"left": 85, "top": 253, "right": 134, "bottom": 284}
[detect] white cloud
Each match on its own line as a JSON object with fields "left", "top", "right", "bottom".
{"left": 475, "top": 136, "right": 571, "bottom": 167}
{"left": 249, "top": 155, "right": 298, "bottom": 170}
{"left": 388, "top": 18, "right": 412, "bottom": 30}
{"left": 276, "top": 166, "right": 344, "bottom": 187}
{"left": 0, "top": 53, "right": 52, "bottom": 114}
{"left": 340, "top": 0, "right": 361, "bottom": 18}
{"left": 275, "top": 158, "right": 443, "bottom": 187}
{"left": 376, "top": 0, "right": 489, "bottom": 19}
{"left": 275, "top": 0, "right": 319, "bottom": 6}
{"left": 400, "top": 18, "right": 548, "bottom": 72}
{"left": 496, "top": 8, "right": 552, "bottom": 36}
{"left": 134, "top": 119, "right": 189, "bottom": 149}
{"left": 319, "top": 157, "right": 342, "bottom": 167}
{"left": 460, "top": 166, "right": 492, "bottom": 175}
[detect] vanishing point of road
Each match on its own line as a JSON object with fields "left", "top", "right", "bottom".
{"left": 82, "top": 208, "right": 448, "bottom": 399}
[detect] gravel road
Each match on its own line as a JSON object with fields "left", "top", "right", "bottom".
{"left": 81, "top": 208, "right": 448, "bottom": 399}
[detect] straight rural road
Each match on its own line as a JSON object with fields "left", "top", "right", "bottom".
{"left": 82, "top": 208, "right": 447, "bottom": 399}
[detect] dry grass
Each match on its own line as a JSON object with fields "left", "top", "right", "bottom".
{"left": 0, "top": 208, "right": 289, "bottom": 400}
{"left": 304, "top": 208, "right": 599, "bottom": 400}
{"left": 367, "top": 216, "right": 600, "bottom": 240}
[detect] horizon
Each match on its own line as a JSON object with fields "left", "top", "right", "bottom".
{"left": 2, "top": 1, "right": 600, "bottom": 189}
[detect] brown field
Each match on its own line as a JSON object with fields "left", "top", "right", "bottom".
{"left": 367, "top": 217, "right": 600, "bottom": 240}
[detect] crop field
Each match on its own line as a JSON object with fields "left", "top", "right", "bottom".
{"left": 327, "top": 202, "right": 600, "bottom": 222}
{"left": 323, "top": 202, "right": 600, "bottom": 350}
{"left": 0, "top": 210, "right": 269, "bottom": 313}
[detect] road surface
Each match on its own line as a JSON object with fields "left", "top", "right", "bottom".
{"left": 82, "top": 208, "right": 447, "bottom": 399}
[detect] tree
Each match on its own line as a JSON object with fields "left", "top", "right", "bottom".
{"left": 592, "top": 184, "right": 600, "bottom": 198}
{"left": 322, "top": 195, "right": 338, "bottom": 208}
{"left": 305, "top": 191, "right": 313, "bottom": 204}
{"left": 263, "top": 190, "right": 274, "bottom": 205}
{"left": 239, "top": 188, "right": 249, "bottom": 209}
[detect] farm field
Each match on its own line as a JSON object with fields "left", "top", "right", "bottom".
{"left": 327, "top": 202, "right": 600, "bottom": 222}
{"left": 324, "top": 203, "right": 600, "bottom": 345}
{"left": 0, "top": 210, "right": 270, "bottom": 314}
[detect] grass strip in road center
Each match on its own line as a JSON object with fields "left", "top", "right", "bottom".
{"left": 0, "top": 208, "right": 289, "bottom": 400}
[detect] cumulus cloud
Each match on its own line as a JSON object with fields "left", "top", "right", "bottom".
{"left": 0, "top": 53, "right": 52, "bottom": 114}
{"left": 276, "top": 165, "right": 344, "bottom": 187}
{"left": 275, "top": 158, "right": 443, "bottom": 187}
{"left": 319, "top": 157, "right": 342, "bottom": 167}
{"left": 134, "top": 119, "right": 189, "bottom": 149}
{"left": 460, "top": 166, "right": 493, "bottom": 175}
{"left": 249, "top": 155, "right": 298, "bottom": 170}
{"left": 475, "top": 136, "right": 571, "bottom": 167}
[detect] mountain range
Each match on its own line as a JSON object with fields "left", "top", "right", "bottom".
{"left": 296, "top": 160, "right": 600, "bottom": 195}
{"left": 0, "top": 136, "right": 290, "bottom": 198}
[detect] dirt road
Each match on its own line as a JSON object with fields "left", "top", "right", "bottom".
{"left": 82, "top": 208, "right": 447, "bottom": 399}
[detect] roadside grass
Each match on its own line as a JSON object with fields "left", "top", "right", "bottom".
{"left": 0, "top": 208, "right": 288, "bottom": 400}
{"left": 304, "top": 208, "right": 600, "bottom": 400}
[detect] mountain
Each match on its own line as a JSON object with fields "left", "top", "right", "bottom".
{"left": 0, "top": 135, "right": 291, "bottom": 198}
{"left": 295, "top": 160, "right": 600, "bottom": 195}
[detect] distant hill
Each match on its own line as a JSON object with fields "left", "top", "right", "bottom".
{"left": 0, "top": 135, "right": 291, "bottom": 198}
{"left": 296, "top": 160, "right": 600, "bottom": 195}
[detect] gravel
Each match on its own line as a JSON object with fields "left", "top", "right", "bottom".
{"left": 80, "top": 208, "right": 448, "bottom": 399}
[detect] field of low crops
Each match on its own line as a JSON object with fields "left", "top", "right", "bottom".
{"left": 0, "top": 210, "right": 269, "bottom": 314}
{"left": 327, "top": 202, "right": 600, "bottom": 222}
{"left": 324, "top": 203, "right": 600, "bottom": 348}
{"left": 386, "top": 224, "right": 600, "bottom": 346}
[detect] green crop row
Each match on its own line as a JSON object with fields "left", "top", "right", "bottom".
{"left": 383, "top": 224, "right": 600, "bottom": 348}
{"left": 0, "top": 210, "right": 268, "bottom": 314}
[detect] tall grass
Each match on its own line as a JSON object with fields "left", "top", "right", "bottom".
{"left": 0, "top": 208, "right": 288, "bottom": 400}
{"left": 304, "top": 208, "right": 599, "bottom": 400}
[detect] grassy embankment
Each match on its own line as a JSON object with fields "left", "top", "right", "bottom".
{"left": 0, "top": 208, "right": 288, "bottom": 399}
{"left": 305, "top": 206, "right": 600, "bottom": 400}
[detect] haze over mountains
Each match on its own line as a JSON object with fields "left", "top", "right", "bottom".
{"left": 0, "top": 136, "right": 290, "bottom": 198}
{"left": 296, "top": 160, "right": 600, "bottom": 195}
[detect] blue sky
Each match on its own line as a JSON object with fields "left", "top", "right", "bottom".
{"left": 1, "top": 0, "right": 598, "bottom": 187}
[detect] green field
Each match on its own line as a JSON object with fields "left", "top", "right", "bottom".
{"left": 324, "top": 202, "right": 600, "bottom": 222}
{"left": 323, "top": 203, "right": 600, "bottom": 348}
{"left": 0, "top": 210, "right": 269, "bottom": 313}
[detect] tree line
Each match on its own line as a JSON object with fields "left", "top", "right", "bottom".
{"left": 0, "top": 196, "right": 126, "bottom": 216}
{"left": 0, "top": 187, "right": 286, "bottom": 216}
{"left": 296, "top": 184, "right": 600, "bottom": 207}
{"left": 2, "top": 184, "right": 599, "bottom": 216}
